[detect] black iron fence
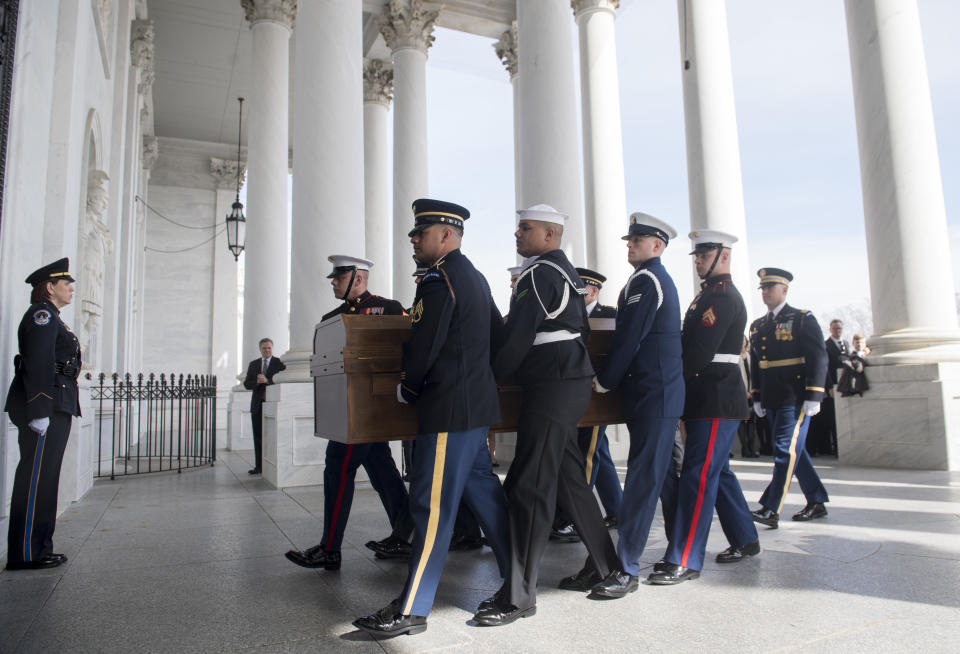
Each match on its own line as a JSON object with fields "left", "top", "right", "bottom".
{"left": 89, "top": 373, "right": 217, "bottom": 479}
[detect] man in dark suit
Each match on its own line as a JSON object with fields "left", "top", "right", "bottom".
{"left": 243, "top": 337, "right": 285, "bottom": 475}
{"left": 749, "top": 268, "right": 831, "bottom": 528}
{"left": 808, "top": 319, "right": 849, "bottom": 457}
{"left": 551, "top": 267, "right": 622, "bottom": 541}
{"left": 353, "top": 200, "right": 510, "bottom": 637}
{"left": 586, "top": 213, "right": 685, "bottom": 598}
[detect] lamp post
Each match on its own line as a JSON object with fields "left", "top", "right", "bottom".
{"left": 226, "top": 97, "right": 246, "bottom": 261}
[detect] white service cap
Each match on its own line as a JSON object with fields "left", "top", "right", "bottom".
{"left": 688, "top": 230, "right": 738, "bottom": 254}
{"left": 327, "top": 254, "right": 374, "bottom": 278}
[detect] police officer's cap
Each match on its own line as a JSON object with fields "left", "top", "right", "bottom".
{"left": 516, "top": 204, "right": 568, "bottom": 226}
{"left": 622, "top": 212, "right": 677, "bottom": 243}
{"left": 409, "top": 199, "right": 470, "bottom": 237}
{"left": 327, "top": 254, "right": 374, "bottom": 279}
{"left": 576, "top": 267, "right": 606, "bottom": 289}
{"left": 689, "top": 230, "right": 738, "bottom": 255}
{"left": 25, "top": 257, "right": 75, "bottom": 285}
{"left": 757, "top": 267, "right": 793, "bottom": 288}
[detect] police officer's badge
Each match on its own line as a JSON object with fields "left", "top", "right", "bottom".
{"left": 33, "top": 309, "right": 51, "bottom": 326}
{"left": 410, "top": 299, "right": 424, "bottom": 324}
{"left": 701, "top": 306, "right": 717, "bottom": 327}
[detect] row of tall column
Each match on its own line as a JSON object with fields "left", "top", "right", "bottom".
{"left": 238, "top": 0, "right": 958, "bottom": 379}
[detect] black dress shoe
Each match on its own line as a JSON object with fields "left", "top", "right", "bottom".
{"left": 473, "top": 599, "right": 536, "bottom": 626}
{"left": 5, "top": 554, "right": 67, "bottom": 570}
{"left": 647, "top": 563, "right": 700, "bottom": 585}
{"left": 588, "top": 568, "right": 639, "bottom": 599}
{"left": 549, "top": 523, "right": 581, "bottom": 543}
{"left": 558, "top": 565, "right": 603, "bottom": 592}
{"left": 652, "top": 559, "right": 670, "bottom": 574}
{"left": 751, "top": 507, "right": 779, "bottom": 529}
{"left": 365, "top": 535, "right": 412, "bottom": 559}
{"left": 449, "top": 534, "right": 485, "bottom": 551}
{"left": 604, "top": 515, "right": 619, "bottom": 529}
{"left": 715, "top": 540, "right": 761, "bottom": 563}
{"left": 284, "top": 544, "right": 341, "bottom": 570}
{"left": 353, "top": 599, "right": 427, "bottom": 637}
{"left": 248, "top": 468, "right": 261, "bottom": 475}
{"left": 792, "top": 502, "right": 828, "bottom": 521}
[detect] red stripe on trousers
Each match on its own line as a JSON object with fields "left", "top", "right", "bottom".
{"left": 325, "top": 444, "right": 354, "bottom": 551}
{"left": 680, "top": 418, "right": 719, "bottom": 567}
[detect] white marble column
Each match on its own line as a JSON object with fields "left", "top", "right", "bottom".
{"left": 844, "top": 0, "right": 960, "bottom": 361}
{"left": 677, "top": 0, "right": 752, "bottom": 307}
{"left": 240, "top": 0, "right": 293, "bottom": 360}
{"left": 573, "top": 0, "right": 629, "bottom": 294}
{"left": 494, "top": 21, "right": 521, "bottom": 211}
{"left": 363, "top": 59, "right": 394, "bottom": 295}
{"left": 380, "top": 0, "right": 438, "bottom": 305}
{"left": 517, "top": 0, "right": 585, "bottom": 265}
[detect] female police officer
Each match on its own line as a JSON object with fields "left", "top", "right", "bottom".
{"left": 4, "top": 258, "right": 81, "bottom": 570}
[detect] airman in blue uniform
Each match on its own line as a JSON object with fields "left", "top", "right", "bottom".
{"left": 5, "top": 258, "right": 81, "bottom": 570}
{"left": 286, "top": 255, "right": 413, "bottom": 571}
{"left": 586, "top": 213, "right": 685, "bottom": 599}
{"left": 749, "top": 268, "right": 830, "bottom": 528}
{"left": 648, "top": 231, "right": 760, "bottom": 585}
{"left": 354, "top": 199, "right": 510, "bottom": 638}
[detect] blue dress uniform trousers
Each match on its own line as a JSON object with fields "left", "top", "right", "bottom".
{"left": 664, "top": 419, "right": 757, "bottom": 571}
{"left": 617, "top": 415, "right": 679, "bottom": 576}
{"left": 578, "top": 425, "right": 622, "bottom": 518}
{"left": 759, "top": 406, "right": 830, "bottom": 514}
{"left": 400, "top": 426, "right": 510, "bottom": 617}
{"left": 6, "top": 413, "right": 71, "bottom": 564}
{"left": 321, "top": 441, "right": 412, "bottom": 552}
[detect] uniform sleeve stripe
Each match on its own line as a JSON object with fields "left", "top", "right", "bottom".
{"left": 26, "top": 392, "right": 53, "bottom": 403}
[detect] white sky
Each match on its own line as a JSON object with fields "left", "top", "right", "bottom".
{"left": 406, "top": 0, "right": 960, "bottom": 338}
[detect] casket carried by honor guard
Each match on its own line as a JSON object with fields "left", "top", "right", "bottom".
{"left": 312, "top": 314, "right": 626, "bottom": 444}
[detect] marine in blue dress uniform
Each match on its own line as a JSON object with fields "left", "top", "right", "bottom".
{"left": 5, "top": 258, "right": 81, "bottom": 570}
{"left": 354, "top": 200, "right": 510, "bottom": 637}
{"left": 749, "top": 268, "right": 830, "bottom": 528}
{"left": 478, "top": 204, "right": 618, "bottom": 622}
{"left": 285, "top": 255, "right": 414, "bottom": 571}
{"left": 648, "top": 231, "right": 760, "bottom": 585}
{"left": 587, "top": 213, "right": 685, "bottom": 598}
{"left": 551, "top": 267, "right": 623, "bottom": 542}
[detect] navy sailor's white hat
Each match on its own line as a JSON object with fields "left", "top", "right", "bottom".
{"left": 517, "top": 203, "right": 568, "bottom": 226}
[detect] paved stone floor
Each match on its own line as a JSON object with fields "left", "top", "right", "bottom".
{"left": 2, "top": 450, "right": 959, "bottom": 653}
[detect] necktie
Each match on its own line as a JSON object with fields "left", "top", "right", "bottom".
{"left": 767, "top": 312, "right": 775, "bottom": 322}
{"left": 261, "top": 358, "right": 267, "bottom": 374}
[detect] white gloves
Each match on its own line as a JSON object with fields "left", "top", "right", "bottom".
{"left": 752, "top": 402, "right": 766, "bottom": 418}
{"left": 396, "top": 383, "right": 408, "bottom": 404}
{"left": 593, "top": 376, "right": 610, "bottom": 394}
{"left": 28, "top": 417, "right": 50, "bottom": 434}
{"left": 803, "top": 400, "right": 821, "bottom": 417}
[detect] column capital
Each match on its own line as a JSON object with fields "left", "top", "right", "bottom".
{"left": 130, "top": 19, "right": 155, "bottom": 94}
{"left": 241, "top": 0, "right": 296, "bottom": 30}
{"left": 210, "top": 157, "right": 246, "bottom": 190}
{"left": 142, "top": 136, "right": 159, "bottom": 171}
{"left": 363, "top": 59, "right": 394, "bottom": 107}
{"left": 571, "top": 0, "right": 619, "bottom": 18}
{"left": 379, "top": 0, "right": 440, "bottom": 55}
{"left": 493, "top": 21, "right": 518, "bottom": 81}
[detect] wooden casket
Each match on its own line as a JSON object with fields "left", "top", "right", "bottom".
{"left": 312, "top": 314, "right": 627, "bottom": 444}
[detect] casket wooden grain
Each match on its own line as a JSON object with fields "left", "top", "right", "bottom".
{"left": 312, "top": 314, "right": 626, "bottom": 444}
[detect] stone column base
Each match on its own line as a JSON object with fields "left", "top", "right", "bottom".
{"left": 262, "top": 381, "right": 325, "bottom": 488}
{"left": 226, "top": 389, "right": 253, "bottom": 452}
{"left": 836, "top": 362, "right": 960, "bottom": 470}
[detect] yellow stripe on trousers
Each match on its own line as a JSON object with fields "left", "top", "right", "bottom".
{"left": 776, "top": 409, "right": 806, "bottom": 515}
{"left": 584, "top": 426, "right": 600, "bottom": 483}
{"left": 403, "top": 432, "right": 448, "bottom": 616}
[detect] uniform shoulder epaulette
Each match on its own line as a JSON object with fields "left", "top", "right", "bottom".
{"left": 708, "top": 280, "right": 728, "bottom": 296}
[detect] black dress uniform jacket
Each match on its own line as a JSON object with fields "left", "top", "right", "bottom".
{"left": 399, "top": 248, "right": 502, "bottom": 434}
{"left": 493, "top": 249, "right": 593, "bottom": 384}
{"left": 749, "top": 304, "right": 828, "bottom": 409}
{"left": 682, "top": 274, "right": 749, "bottom": 419}
{"left": 5, "top": 301, "right": 81, "bottom": 426}
{"left": 321, "top": 290, "right": 406, "bottom": 321}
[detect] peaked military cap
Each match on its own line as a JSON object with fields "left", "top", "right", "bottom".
{"left": 689, "top": 229, "right": 738, "bottom": 255}
{"left": 623, "top": 212, "right": 678, "bottom": 243}
{"left": 25, "top": 257, "right": 75, "bottom": 285}
{"left": 327, "top": 254, "right": 374, "bottom": 278}
{"left": 409, "top": 198, "right": 470, "bottom": 237}
{"left": 757, "top": 267, "right": 793, "bottom": 288}
{"left": 576, "top": 267, "right": 606, "bottom": 289}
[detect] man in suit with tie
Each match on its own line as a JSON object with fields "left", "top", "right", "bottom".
{"left": 243, "top": 338, "right": 285, "bottom": 475}
{"left": 808, "top": 319, "right": 849, "bottom": 457}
